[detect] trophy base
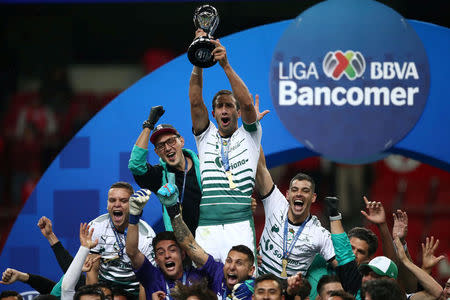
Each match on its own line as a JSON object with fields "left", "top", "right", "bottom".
{"left": 188, "top": 37, "right": 217, "bottom": 68}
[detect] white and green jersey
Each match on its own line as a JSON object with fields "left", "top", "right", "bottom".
{"left": 89, "top": 214, "right": 155, "bottom": 295}
{"left": 258, "top": 186, "right": 335, "bottom": 278}
{"left": 195, "top": 120, "right": 262, "bottom": 226}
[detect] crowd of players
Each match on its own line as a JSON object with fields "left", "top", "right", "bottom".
{"left": 1, "top": 30, "right": 449, "bottom": 300}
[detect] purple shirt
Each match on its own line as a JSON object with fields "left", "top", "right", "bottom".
{"left": 135, "top": 255, "right": 227, "bottom": 299}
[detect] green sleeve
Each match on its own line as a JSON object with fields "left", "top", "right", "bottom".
{"left": 242, "top": 120, "right": 259, "bottom": 132}
{"left": 331, "top": 232, "right": 355, "bottom": 266}
{"left": 50, "top": 276, "right": 63, "bottom": 298}
{"left": 128, "top": 145, "right": 149, "bottom": 175}
{"left": 306, "top": 255, "right": 328, "bottom": 300}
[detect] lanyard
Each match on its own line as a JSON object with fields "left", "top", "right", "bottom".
{"left": 180, "top": 157, "right": 188, "bottom": 204}
{"left": 221, "top": 282, "right": 231, "bottom": 299}
{"left": 109, "top": 217, "right": 127, "bottom": 258}
{"left": 165, "top": 272, "right": 186, "bottom": 299}
{"left": 219, "top": 136, "right": 231, "bottom": 171}
{"left": 282, "top": 215, "right": 310, "bottom": 260}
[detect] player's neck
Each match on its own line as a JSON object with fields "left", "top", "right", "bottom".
{"left": 218, "top": 130, "right": 234, "bottom": 138}
{"left": 116, "top": 222, "right": 127, "bottom": 233}
{"left": 287, "top": 210, "right": 309, "bottom": 225}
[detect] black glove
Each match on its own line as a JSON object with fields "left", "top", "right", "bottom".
{"left": 143, "top": 105, "right": 165, "bottom": 130}
{"left": 324, "top": 196, "right": 340, "bottom": 218}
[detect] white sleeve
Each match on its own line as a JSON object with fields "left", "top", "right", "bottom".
{"left": 61, "top": 246, "right": 90, "bottom": 300}
{"left": 243, "top": 120, "right": 262, "bottom": 150}
{"left": 318, "top": 227, "right": 336, "bottom": 261}
{"left": 139, "top": 221, "right": 156, "bottom": 266}
{"left": 261, "top": 186, "right": 286, "bottom": 221}
{"left": 194, "top": 121, "right": 214, "bottom": 150}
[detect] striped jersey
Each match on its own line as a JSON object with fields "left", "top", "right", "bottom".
{"left": 195, "top": 120, "right": 262, "bottom": 226}
{"left": 89, "top": 214, "right": 155, "bottom": 295}
{"left": 258, "top": 187, "right": 335, "bottom": 278}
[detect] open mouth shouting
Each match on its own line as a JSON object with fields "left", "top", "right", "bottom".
{"left": 164, "top": 261, "right": 176, "bottom": 273}
{"left": 112, "top": 210, "right": 124, "bottom": 224}
{"left": 221, "top": 116, "right": 231, "bottom": 127}
{"left": 293, "top": 199, "right": 305, "bottom": 212}
{"left": 165, "top": 151, "right": 176, "bottom": 163}
{"left": 226, "top": 273, "right": 238, "bottom": 287}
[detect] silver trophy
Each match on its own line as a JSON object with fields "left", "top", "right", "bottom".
{"left": 187, "top": 5, "right": 220, "bottom": 68}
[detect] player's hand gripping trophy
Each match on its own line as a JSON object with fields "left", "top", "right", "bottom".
{"left": 187, "top": 4, "right": 220, "bottom": 68}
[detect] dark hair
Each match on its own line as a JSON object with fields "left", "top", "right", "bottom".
{"left": 74, "top": 284, "right": 106, "bottom": 300}
{"left": 317, "top": 274, "right": 341, "bottom": 295}
{"left": 111, "top": 287, "right": 134, "bottom": 300}
{"left": 90, "top": 282, "right": 112, "bottom": 298}
{"left": 229, "top": 245, "right": 254, "bottom": 265}
{"left": 254, "top": 273, "right": 283, "bottom": 295}
{"left": 33, "top": 296, "right": 59, "bottom": 300}
{"left": 328, "top": 289, "right": 356, "bottom": 300}
{"left": 109, "top": 182, "right": 134, "bottom": 195}
{"left": 348, "top": 227, "right": 379, "bottom": 257}
{"left": 0, "top": 291, "right": 23, "bottom": 300}
{"left": 212, "top": 89, "right": 240, "bottom": 111}
{"left": 297, "top": 277, "right": 312, "bottom": 299}
{"left": 289, "top": 173, "right": 316, "bottom": 192}
{"left": 361, "top": 278, "right": 406, "bottom": 300}
{"left": 171, "top": 278, "right": 218, "bottom": 300}
{"left": 152, "top": 231, "right": 179, "bottom": 250}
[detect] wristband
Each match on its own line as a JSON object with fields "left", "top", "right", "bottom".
{"left": 166, "top": 204, "right": 181, "bottom": 219}
{"left": 329, "top": 213, "right": 342, "bottom": 221}
{"left": 129, "top": 214, "right": 140, "bottom": 225}
{"left": 142, "top": 120, "right": 153, "bottom": 130}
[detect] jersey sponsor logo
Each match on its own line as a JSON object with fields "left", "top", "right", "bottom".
{"left": 269, "top": 0, "right": 430, "bottom": 163}
{"left": 230, "top": 158, "right": 249, "bottom": 170}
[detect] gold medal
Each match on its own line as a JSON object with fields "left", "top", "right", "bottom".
{"left": 226, "top": 170, "right": 237, "bottom": 189}
{"left": 280, "top": 258, "right": 288, "bottom": 277}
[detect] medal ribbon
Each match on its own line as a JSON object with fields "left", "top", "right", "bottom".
{"left": 282, "top": 215, "right": 311, "bottom": 260}
{"left": 165, "top": 272, "right": 187, "bottom": 299}
{"left": 220, "top": 136, "right": 231, "bottom": 171}
{"left": 109, "top": 216, "right": 127, "bottom": 258}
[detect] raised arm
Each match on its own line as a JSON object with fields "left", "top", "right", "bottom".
{"left": 129, "top": 106, "right": 165, "bottom": 177}
{"left": 255, "top": 147, "right": 274, "bottom": 197}
{"left": 126, "top": 189, "right": 152, "bottom": 270}
{"left": 171, "top": 214, "right": 209, "bottom": 268}
{"left": 393, "top": 237, "right": 443, "bottom": 300}
{"left": 361, "top": 196, "right": 397, "bottom": 263}
{"left": 157, "top": 183, "right": 209, "bottom": 267}
{"left": 211, "top": 39, "right": 256, "bottom": 124}
{"left": 61, "top": 223, "right": 98, "bottom": 300}
{"left": 189, "top": 31, "right": 210, "bottom": 134}
{"left": 1, "top": 268, "right": 56, "bottom": 294}
{"left": 392, "top": 209, "right": 419, "bottom": 292}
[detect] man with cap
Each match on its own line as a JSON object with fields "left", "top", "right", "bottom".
{"left": 359, "top": 239, "right": 443, "bottom": 300}
{"left": 128, "top": 106, "right": 202, "bottom": 236}
{"left": 359, "top": 256, "right": 399, "bottom": 284}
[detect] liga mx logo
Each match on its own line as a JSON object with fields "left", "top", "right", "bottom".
{"left": 269, "top": 0, "right": 430, "bottom": 163}
{"left": 323, "top": 50, "right": 365, "bottom": 80}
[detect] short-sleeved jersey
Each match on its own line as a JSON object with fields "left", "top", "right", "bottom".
{"left": 195, "top": 120, "right": 262, "bottom": 226}
{"left": 89, "top": 214, "right": 155, "bottom": 295}
{"left": 258, "top": 186, "right": 335, "bottom": 277}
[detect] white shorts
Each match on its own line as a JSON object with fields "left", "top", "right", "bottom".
{"left": 195, "top": 219, "right": 255, "bottom": 263}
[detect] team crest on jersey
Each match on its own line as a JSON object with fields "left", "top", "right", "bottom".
{"left": 271, "top": 224, "right": 279, "bottom": 233}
